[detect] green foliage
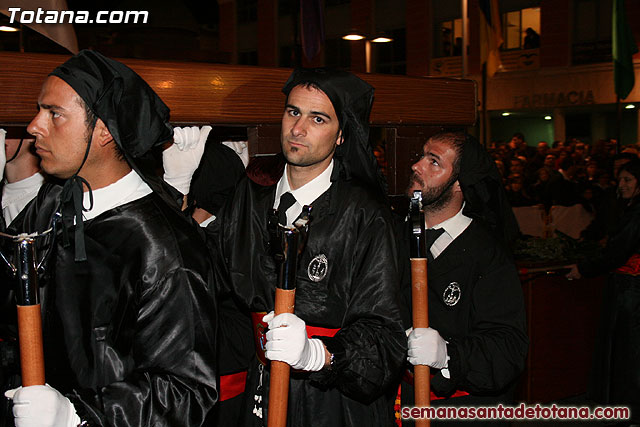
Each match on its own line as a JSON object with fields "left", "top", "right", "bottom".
{"left": 514, "top": 230, "right": 602, "bottom": 263}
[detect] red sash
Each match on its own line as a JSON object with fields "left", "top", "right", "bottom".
{"left": 616, "top": 253, "right": 640, "bottom": 276}
{"left": 218, "top": 312, "right": 341, "bottom": 402}
{"left": 402, "top": 369, "right": 470, "bottom": 401}
{"left": 219, "top": 371, "right": 247, "bottom": 401}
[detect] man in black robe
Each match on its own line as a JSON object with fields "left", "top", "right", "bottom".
{"left": 401, "top": 132, "right": 528, "bottom": 425}
{"left": 2, "top": 50, "right": 217, "bottom": 427}
{"left": 211, "top": 68, "right": 406, "bottom": 426}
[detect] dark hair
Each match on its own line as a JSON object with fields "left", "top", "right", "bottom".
{"left": 429, "top": 131, "right": 466, "bottom": 178}
{"left": 77, "top": 95, "right": 125, "bottom": 161}
{"left": 619, "top": 158, "right": 640, "bottom": 182}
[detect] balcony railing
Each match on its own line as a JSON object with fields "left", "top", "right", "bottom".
{"left": 429, "top": 48, "right": 540, "bottom": 77}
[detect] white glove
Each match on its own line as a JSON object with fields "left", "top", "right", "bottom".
{"left": 5, "top": 384, "right": 81, "bottom": 427}
{"left": 407, "top": 327, "right": 449, "bottom": 369}
{"left": 0, "top": 128, "right": 6, "bottom": 181}
{"left": 263, "top": 311, "right": 326, "bottom": 371}
{"left": 221, "top": 140, "right": 249, "bottom": 168}
{"left": 162, "top": 125, "right": 212, "bottom": 194}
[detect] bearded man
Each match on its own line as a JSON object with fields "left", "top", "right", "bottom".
{"left": 400, "top": 131, "right": 528, "bottom": 426}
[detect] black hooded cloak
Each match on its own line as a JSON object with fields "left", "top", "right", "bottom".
{"left": 398, "top": 133, "right": 528, "bottom": 423}
{"left": 210, "top": 68, "right": 406, "bottom": 427}
{"left": 2, "top": 50, "right": 217, "bottom": 426}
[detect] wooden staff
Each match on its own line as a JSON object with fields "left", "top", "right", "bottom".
{"left": 409, "top": 192, "right": 430, "bottom": 427}
{"left": 14, "top": 236, "right": 45, "bottom": 386}
{"left": 268, "top": 207, "right": 311, "bottom": 427}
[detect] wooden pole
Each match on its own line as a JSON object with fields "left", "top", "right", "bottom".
{"left": 409, "top": 192, "right": 430, "bottom": 426}
{"left": 14, "top": 237, "right": 45, "bottom": 386}
{"left": 411, "top": 258, "right": 430, "bottom": 427}
{"left": 17, "top": 305, "right": 45, "bottom": 386}
{"left": 267, "top": 288, "right": 296, "bottom": 427}
{"left": 267, "top": 207, "right": 311, "bottom": 427}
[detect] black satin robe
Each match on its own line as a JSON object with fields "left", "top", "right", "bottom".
{"left": 212, "top": 162, "right": 407, "bottom": 427}
{"left": 2, "top": 183, "right": 218, "bottom": 426}
{"left": 579, "top": 201, "right": 640, "bottom": 420}
{"left": 399, "top": 219, "right": 528, "bottom": 419}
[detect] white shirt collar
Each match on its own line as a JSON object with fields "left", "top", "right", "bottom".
{"left": 82, "top": 170, "right": 152, "bottom": 221}
{"left": 273, "top": 160, "right": 334, "bottom": 226}
{"left": 428, "top": 203, "right": 472, "bottom": 259}
{"left": 431, "top": 203, "right": 472, "bottom": 241}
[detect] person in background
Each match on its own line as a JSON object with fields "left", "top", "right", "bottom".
{"left": 567, "top": 159, "right": 640, "bottom": 425}
{"left": 0, "top": 128, "right": 45, "bottom": 228}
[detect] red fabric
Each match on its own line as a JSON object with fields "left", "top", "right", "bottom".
{"left": 616, "top": 253, "right": 640, "bottom": 276}
{"left": 219, "top": 371, "right": 248, "bottom": 401}
{"left": 398, "top": 370, "right": 470, "bottom": 403}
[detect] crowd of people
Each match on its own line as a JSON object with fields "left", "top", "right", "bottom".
{"left": 492, "top": 132, "right": 640, "bottom": 240}
{"left": 0, "top": 50, "right": 636, "bottom": 427}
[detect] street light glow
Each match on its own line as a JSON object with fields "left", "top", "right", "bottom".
{"left": 342, "top": 34, "right": 365, "bottom": 41}
{"left": 371, "top": 37, "right": 392, "bottom": 43}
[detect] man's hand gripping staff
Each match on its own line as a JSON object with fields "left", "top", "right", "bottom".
{"left": 264, "top": 206, "right": 312, "bottom": 427}
{"left": 1, "top": 232, "right": 81, "bottom": 426}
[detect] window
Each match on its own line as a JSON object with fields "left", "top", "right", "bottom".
{"left": 432, "top": 0, "right": 461, "bottom": 57}
{"left": 436, "top": 19, "right": 463, "bottom": 57}
{"left": 572, "top": 0, "right": 612, "bottom": 64}
{"left": 502, "top": 7, "right": 540, "bottom": 50}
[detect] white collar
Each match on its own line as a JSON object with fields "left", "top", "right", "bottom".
{"left": 431, "top": 203, "right": 472, "bottom": 241}
{"left": 274, "top": 160, "right": 334, "bottom": 208}
{"left": 82, "top": 170, "right": 152, "bottom": 221}
{"left": 427, "top": 203, "right": 472, "bottom": 259}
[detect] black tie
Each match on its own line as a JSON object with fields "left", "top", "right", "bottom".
{"left": 278, "top": 192, "right": 297, "bottom": 226}
{"left": 425, "top": 228, "right": 445, "bottom": 262}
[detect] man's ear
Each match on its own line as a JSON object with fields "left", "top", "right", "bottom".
{"left": 453, "top": 180, "right": 462, "bottom": 194}
{"left": 94, "top": 119, "right": 114, "bottom": 147}
{"left": 336, "top": 130, "right": 343, "bottom": 146}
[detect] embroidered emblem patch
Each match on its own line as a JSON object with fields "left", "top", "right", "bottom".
{"left": 443, "top": 282, "right": 461, "bottom": 306}
{"left": 308, "top": 254, "right": 328, "bottom": 282}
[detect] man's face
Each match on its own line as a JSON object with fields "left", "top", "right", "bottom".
{"left": 407, "top": 138, "right": 459, "bottom": 210}
{"left": 281, "top": 85, "right": 342, "bottom": 169}
{"left": 537, "top": 142, "right": 548, "bottom": 155}
{"left": 510, "top": 159, "right": 523, "bottom": 174}
{"left": 544, "top": 154, "right": 556, "bottom": 168}
{"left": 27, "top": 76, "right": 94, "bottom": 179}
{"left": 509, "top": 136, "right": 523, "bottom": 149}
